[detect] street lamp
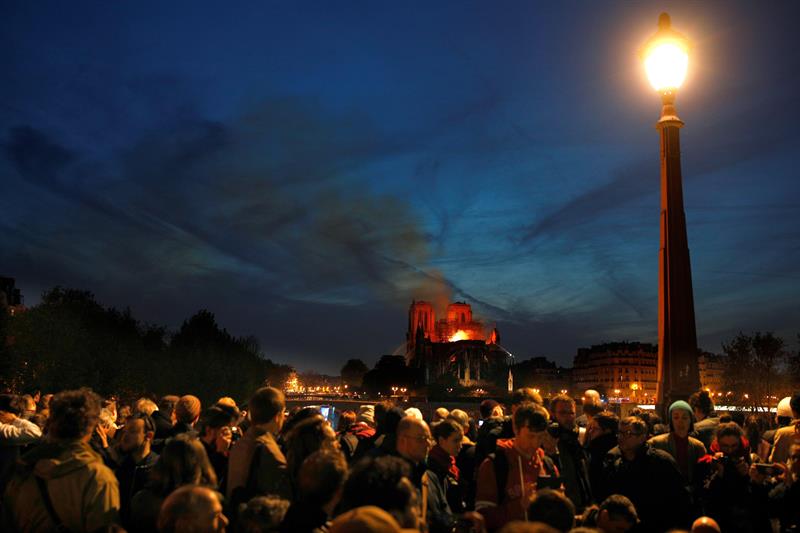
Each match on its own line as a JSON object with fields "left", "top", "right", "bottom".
{"left": 642, "top": 13, "right": 701, "bottom": 412}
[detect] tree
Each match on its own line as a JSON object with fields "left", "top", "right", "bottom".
{"left": 361, "top": 355, "right": 418, "bottom": 396}
{"left": 721, "top": 332, "right": 788, "bottom": 410}
{"left": 340, "top": 358, "right": 369, "bottom": 388}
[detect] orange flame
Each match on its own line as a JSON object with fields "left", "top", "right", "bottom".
{"left": 449, "top": 330, "right": 470, "bottom": 342}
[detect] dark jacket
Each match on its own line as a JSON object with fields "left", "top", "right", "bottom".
{"left": 279, "top": 501, "right": 330, "bottom": 533}
{"left": 693, "top": 416, "right": 720, "bottom": 450}
{"left": 425, "top": 468, "right": 455, "bottom": 533}
{"left": 113, "top": 450, "right": 158, "bottom": 528}
{"left": 551, "top": 428, "right": 592, "bottom": 511}
{"left": 601, "top": 443, "right": 690, "bottom": 532}
{"left": 586, "top": 431, "right": 617, "bottom": 502}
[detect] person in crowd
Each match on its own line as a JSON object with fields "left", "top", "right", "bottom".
{"left": 340, "top": 455, "right": 421, "bottom": 530}
{"left": 548, "top": 393, "right": 592, "bottom": 511}
{"left": 405, "top": 406, "right": 424, "bottom": 421}
{"left": 329, "top": 505, "right": 408, "bottom": 533}
{"left": 0, "top": 393, "right": 43, "bottom": 496}
{"left": 648, "top": 400, "right": 707, "bottom": 489}
{"left": 771, "top": 393, "right": 800, "bottom": 464}
{"left": 284, "top": 414, "right": 339, "bottom": 490}
{"left": 114, "top": 412, "right": 159, "bottom": 527}
{"left": 699, "top": 421, "right": 771, "bottom": 533}
{"left": 336, "top": 409, "right": 356, "bottom": 435}
{"left": 429, "top": 419, "right": 465, "bottom": 514}
{"left": 447, "top": 408, "right": 478, "bottom": 509}
{"left": 2, "top": 388, "right": 120, "bottom": 532}
{"left": 601, "top": 416, "right": 689, "bottom": 532}
{"left": 338, "top": 406, "right": 376, "bottom": 463}
{"left": 433, "top": 407, "right": 450, "bottom": 424}
{"left": 157, "top": 484, "right": 228, "bottom": 533}
{"left": 19, "top": 394, "right": 37, "bottom": 420}
{"left": 584, "top": 410, "right": 618, "bottom": 499}
{"left": 134, "top": 397, "right": 158, "bottom": 418}
{"left": 577, "top": 494, "right": 638, "bottom": 533}
{"left": 475, "top": 399, "right": 507, "bottom": 472}
{"left": 129, "top": 434, "right": 218, "bottom": 532}
{"left": 227, "top": 386, "right": 291, "bottom": 504}
{"left": 768, "top": 443, "right": 800, "bottom": 531}
{"left": 280, "top": 449, "right": 348, "bottom": 533}
{"left": 199, "top": 406, "right": 236, "bottom": 494}
{"left": 475, "top": 402, "right": 558, "bottom": 530}
{"left": 171, "top": 395, "right": 202, "bottom": 438}
{"left": 238, "top": 496, "right": 290, "bottom": 533}
{"left": 527, "top": 489, "right": 575, "bottom": 532}
{"left": 744, "top": 415, "right": 770, "bottom": 461}
{"left": 154, "top": 395, "right": 180, "bottom": 439}
{"left": 689, "top": 390, "right": 720, "bottom": 449}
{"left": 763, "top": 396, "right": 793, "bottom": 456}
{"left": 576, "top": 390, "right": 603, "bottom": 430}
{"left": 395, "top": 416, "right": 433, "bottom": 487}
{"left": 368, "top": 406, "right": 407, "bottom": 458}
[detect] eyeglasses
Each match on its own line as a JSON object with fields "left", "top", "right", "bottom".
{"left": 619, "top": 430, "right": 644, "bottom": 438}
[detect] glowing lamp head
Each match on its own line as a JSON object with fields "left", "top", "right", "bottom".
{"left": 642, "top": 13, "right": 690, "bottom": 93}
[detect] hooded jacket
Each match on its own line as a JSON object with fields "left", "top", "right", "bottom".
{"left": 2, "top": 439, "right": 120, "bottom": 532}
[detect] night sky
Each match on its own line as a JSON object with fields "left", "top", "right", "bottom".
{"left": 3, "top": 1, "right": 799, "bottom": 374}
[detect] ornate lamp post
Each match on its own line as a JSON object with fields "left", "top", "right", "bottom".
{"left": 641, "top": 13, "right": 701, "bottom": 411}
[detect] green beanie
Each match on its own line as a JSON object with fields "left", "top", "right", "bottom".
{"left": 669, "top": 400, "right": 693, "bottom": 419}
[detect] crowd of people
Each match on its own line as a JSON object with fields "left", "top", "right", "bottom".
{"left": 1, "top": 386, "right": 799, "bottom": 533}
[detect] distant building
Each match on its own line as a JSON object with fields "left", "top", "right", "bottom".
{"left": 0, "top": 277, "right": 24, "bottom": 316}
{"left": 512, "top": 356, "right": 572, "bottom": 397}
{"left": 572, "top": 342, "right": 658, "bottom": 402}
{"left": 406, "top": 300, "right": 508, "bottom": 391}
{"left": 698, "top": 352, "right": 725, "bottom": 394}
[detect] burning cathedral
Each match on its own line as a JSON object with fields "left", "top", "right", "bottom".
{"left": 405, "top": 300, "right": 512, "bottom": 392}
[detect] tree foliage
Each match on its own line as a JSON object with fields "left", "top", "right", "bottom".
{"left": 340, "top": 358, "right": 369, "bottom": 388}
{"left": 721, "top": 331, "right": 789, "bottom": 409}
{"left": 0, "top": 287, "right": 293, "bottom": 405}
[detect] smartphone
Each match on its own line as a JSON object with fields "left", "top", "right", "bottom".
{"left": 754, "top": 463, "right": 778, "bottom": 476}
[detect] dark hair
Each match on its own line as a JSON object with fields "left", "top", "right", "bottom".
{"left": 479, "top": 399, "right": 500, "bottom": 419}
{"left": 599, "top": 494, "right": 638, "bottom": 524}
{"left": 0, "top": 394, "right": 22, "bottom": 415}
{"left": 689, "top": 390, "right": 714, "bottom": 417}
{"left": 337, "top": 410, "right": 356, "bottom": 433}
{"left": 791, "top": 394, "right": 800, "bottom": 416}
{"left": 378, "top": 407, "right": 407, "bottom": 436}
{"left": 432, "top": 419, "right": 462, "bottom": 442}
{"left": 527, "top": 488, "right": 576, "bottom": 531}
{"left": 285, "top": 415, "right": 336, "bottom": 482}
{"left": 237, "top": 496, "right": 290, "bottom": 532}
{"left": 158, "top": 395, "right": 180, "bottom": 414}
{"left": 512, "top": 388, "right": 543, "bottom": 406}
{"left": 513, "top": 402, "right": 549, "bottom": 432}
{"left": 341, "top": 456, "right": 414, "bottom": 515}
{"left": 620, "top": 416, "right": 647, "bottom": 435}
{"left": 297, "top": 450, "right": 348, "bottom": 506}
{"left": 582, "top": 402, "right": 603, "bottom": 417}
{"left": 248, "top": 387, "right": 285, "bottom": 425}
{"left": 128, "top": 412, "right": 156, "bottom": 435}
{"left": 744, "top": 415, "right": 762, "bottom": 448}
{"left": 594, "top": 411, "right": 619, "bottom": 434}
{"left": 150, "top": 435, "right": 218, "bottom": 496}
{"left": 199, "top": 406, "right": 235, "bottom": 436}
{"left": 48, "top": 389, "right": 102, "bottom": 440}
{"left": 550, "top": 393, "right": 575, "bottom": 412}
{"left": 716, "top": 421, "right": 743, "bottom": 441}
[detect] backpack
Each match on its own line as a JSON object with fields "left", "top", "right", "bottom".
{"left": 487, "top": 449, "right": 557, "bottom": 504}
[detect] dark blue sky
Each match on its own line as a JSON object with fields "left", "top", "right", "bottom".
{"left": 2, "top": 1, "right": 799, "bottom": 374}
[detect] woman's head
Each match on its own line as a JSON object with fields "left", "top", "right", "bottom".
{"left": 432, "top": 419, "right": 463, "bottom": 457}
{"left": 285, "top": 414, "right": 338, "bottom": 479}
{"left": 151, "top": 435, "right": 217, "bottom": 495}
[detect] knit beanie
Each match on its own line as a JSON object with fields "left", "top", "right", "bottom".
{"left": 668, "top": 400, "right": 693, "bottom": 419}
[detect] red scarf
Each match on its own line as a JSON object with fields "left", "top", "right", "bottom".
{"left": 429, "top": 444, "right": 459, "bottom": 481}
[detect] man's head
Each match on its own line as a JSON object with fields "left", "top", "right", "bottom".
{"left": 432, "top": 407, "right": 449, "bottom": 423}
{"left": 119, "top": 412, "right": 155, "bottom": 454}
{"left": 715, "top": 422, "right": 744, "bottom": 456}
{"left": 157, "top": 484, "right": 228, "bottom": 533}
{"left": 479, "top": 399, "right": 502, "bottom": 419}
{"left": 248, "top": 387, "right": 285, "bottom": 429}
{"left": 175, "top": 395, "right": 202, "bottom": 426}
{"left": 432, "top": 419, "right": 464, "bottom": 457}
{"left": 159, "top": 395, "right": 180, "bottom": 424}
{"left": 513, "top": 403, "right": 550, "bottom": 456}
{"left": 237, "top": 496, "right": 289, "bottom": 533}
{"left": 134, "top": 398, "right": 158, "bottom": 417}
{"left": 617, "top": 416, "right": 648, "bottom": 456}
{"left": 199, "top": 406, "right": 236, "bottom": 443}
{"left": 527, "top": 489, "right": 575, "bottom": 531}
{"left": 668, "top": 400, "right": 694, "bottom": 436}
{"left": 597, "top": 494, "right": 638, "bottom": 533}
{"left": 297, "top": 449, "right": 348, "bottom": 511}
{"left": 689, "top": 390, "right": 714, "bottom": 421}
{"left": 790, "top": 393, "right": 800, "bottom": 420}
{"left": 341, "top": 456, "right": 420, "bottom": 529}
{"left": 512, "top": 388, "right": 543, "bottom": 411}
{"left": 48, "top": 389, "right": 102, "bottom": 441}
{"left": 550, "top": 394, "right": 576, "bottom": 430}
{"left": 587, "top": 411, "right": 618, "bottom": 442}
{"left": 396, "top": 416, "right": 433, "bottom": 463}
